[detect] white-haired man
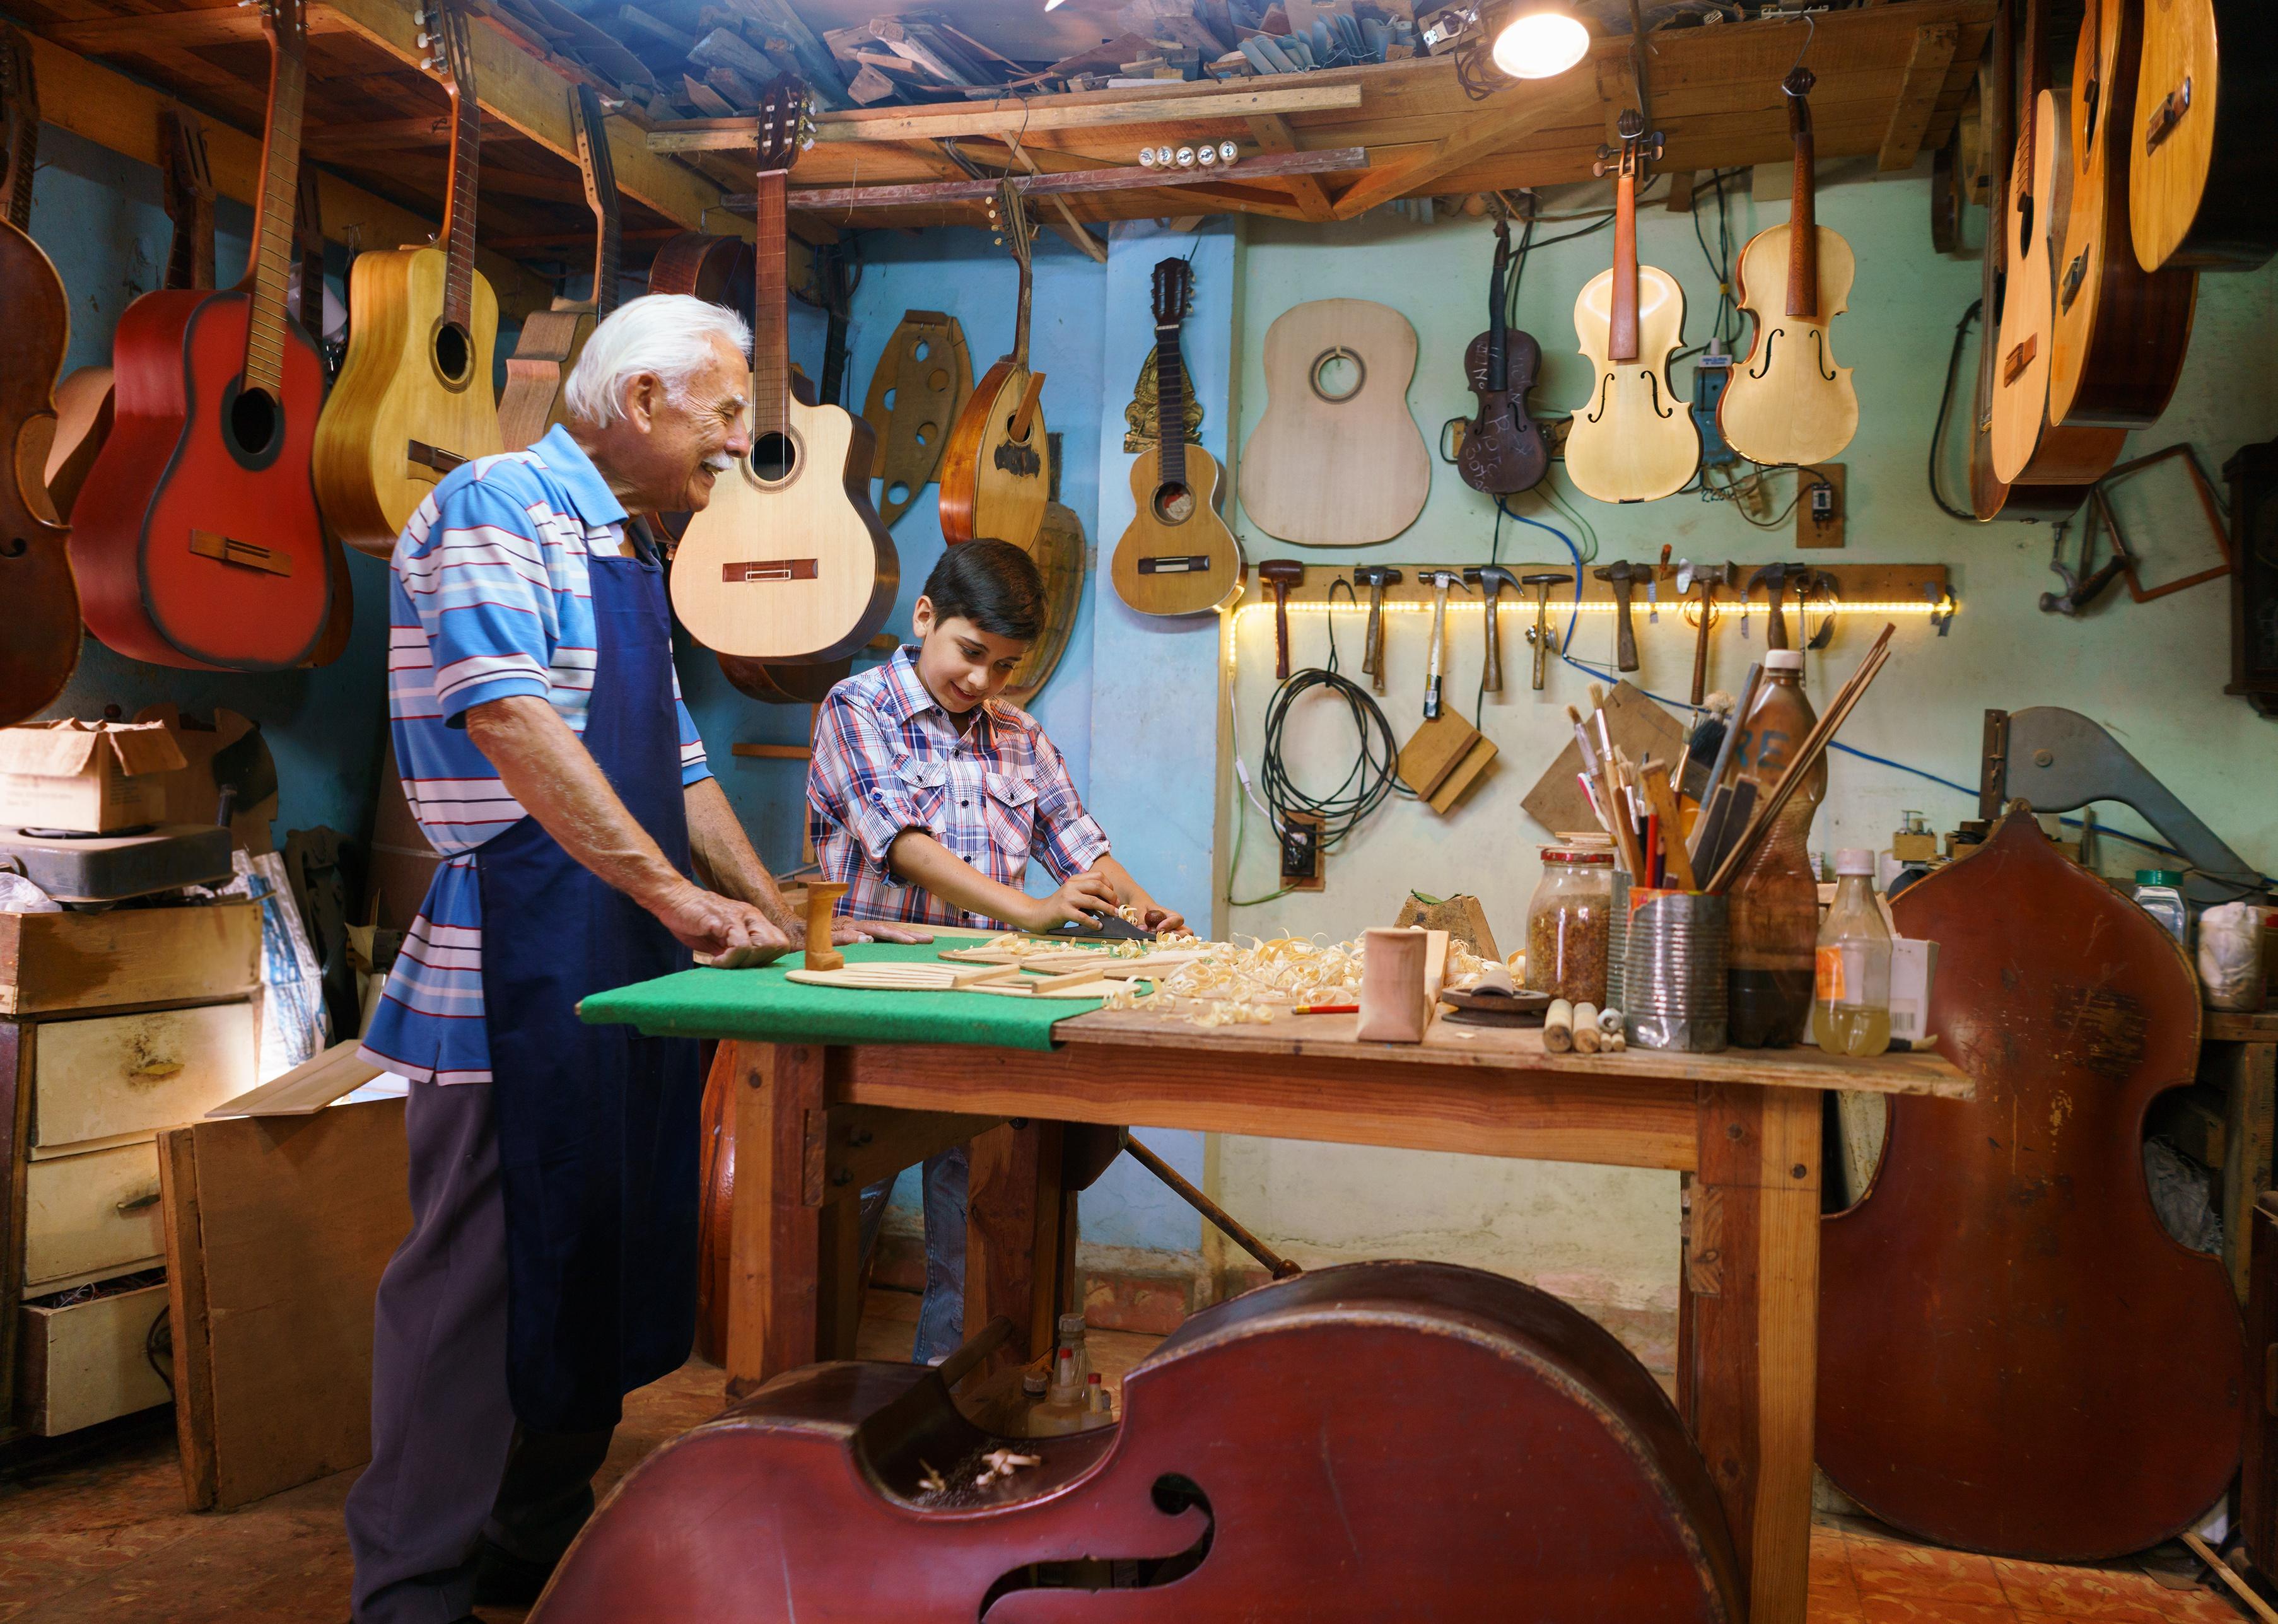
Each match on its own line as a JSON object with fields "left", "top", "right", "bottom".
{"left": 347, "top": 295, "right": 904, "bottom": 1623}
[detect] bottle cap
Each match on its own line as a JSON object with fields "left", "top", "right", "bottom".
{"left": 1836, "top": 848, "right": 1875, "bottom": 875}
{"left": 2136, "top": 869, "right": 2183, "bottom": 887}
{"left": 1022, "top": 1372, "right": 1047, "bottom": 1396}
{"left": 1765, "top": 649, "right": 1804, "bottom": 671}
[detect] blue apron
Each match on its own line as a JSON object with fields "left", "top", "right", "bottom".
{"left": 476, "top": 539, "right": 702, "bottom": 1432}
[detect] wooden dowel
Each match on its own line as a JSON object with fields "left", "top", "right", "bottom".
{"left": 1123, "top": 1132, "right": 1300, "bottom": 1278}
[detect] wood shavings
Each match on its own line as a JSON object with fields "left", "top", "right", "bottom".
{"left": 973, "top": 1449, "right": 1042, "bottom": 1488}
{"left": 1099, "top": 933, "right": 1496, "bottom": 1027}
{"left": 919, "top": 1461, "right": 949, "bottom": 1494}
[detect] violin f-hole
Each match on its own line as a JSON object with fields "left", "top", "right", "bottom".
{"left": 979, "top": 1475, "right": 1215, "bottom": 1618}
{"left": 1748, "top": 328, "right": 1784, "bottom": 381}
{"left": 1585, "top": 371, "right": 1616, "bottom": 424}
{"left": 1813, "top": 329, "right": 1837, "bottom": 383}
{"left": 1642, "top": 369, "right": 1675, "bottom": 420}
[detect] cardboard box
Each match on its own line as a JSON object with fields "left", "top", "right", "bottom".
{"left": 0, "top": 721, "right": 186, "bottom": 833}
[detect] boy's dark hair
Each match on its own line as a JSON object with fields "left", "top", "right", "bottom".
{"left": 921, "top": 539, "right": 1044, "bottom": 641}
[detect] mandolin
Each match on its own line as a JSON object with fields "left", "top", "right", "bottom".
{"left": 1110, "top": 255, "right": 1241, "bottom": 617}
{"left": 1822, "top": 809, "right": 2243, "bottom": 1560}
{"left": 499, "top": 84, "right": 620, "bottom": 452}
{"left": 2130, "top": 0, "right": 2278, "bottom": 273}
{"left": 1565, "top": 111, "right": 1699, "bottom": 505}
{"left": 938, "top": 182, "right": 1051, "bottom": 550}
{"left": 312, "top": 0, "right": 501, "bottom": 556}
{"left": 1454, "top": 209, "right": 1547, "bottom": 497}
{"left": 1718, "top": 67, "right": 1859, "bottom": 468}
{"left": 0, "top": 27, "right": 78, "bottom": 725}
{"left": 48, "top": 108, "right": 216, "bottom": 522}
{"left": 68, "top": 0, "right": 337, "bottom": 672}
{"left": 671, "top": 77, "right": 896, "bottom": 666}
{"left": 533, "top": 1262, "right": 1744, "bottom": 1623}
{"left": 2047, "top": 0, "right": 2197, "bottom": 428}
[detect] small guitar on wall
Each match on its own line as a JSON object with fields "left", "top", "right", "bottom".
{"left": 1718, "top": 66, "right": 1859, "bottom": 467}
{"left": 939, "top": 182, "right": 1051, "bottom": 549}
{"left": 1111, "top": 256, "right": 1241, "bottom": 617}
{"left": 1564, "top": 111, "right": 1699, "bottom": 504}
{"left": 312, "top": 0, "right": 501, "bottom": 554}
{"left": 2130, "top": 0, "right": 2278, "bottom": 273}
{"left": 0, "top": 26, "right": 79, "bottom": 724}
{"left": 67, "top": 0, "right": 339, "bottom": 672}
{"left": 671, "top": 77, "right": 896, "bottom": 667}
{"left": 1454, "top": 207, "right": 1546, "bottom": 496}
{"left": 499, "top": 83, "right": 619, "bottom": 452}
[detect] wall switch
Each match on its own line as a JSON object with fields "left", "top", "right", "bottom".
{"left": 1797, "top": 462, "right": 1845, "bottom": 549}
{"left": 1280, "top": 810, "right": 1324, "bottom": 891}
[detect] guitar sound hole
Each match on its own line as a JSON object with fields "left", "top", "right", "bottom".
{"left": 751, "top": 431, "right": 799, "bottom": 483}
{"left": 228, "top": 386, "right": 281, "bottom": 459}
{"left": 433, "top": 321, "right": 472, "bottom": 386}
{"left": 1154, "top": 481, "right": 1195, "bottom": 525}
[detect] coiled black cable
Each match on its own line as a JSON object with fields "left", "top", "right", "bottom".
{"left": 1256, "top": 604, "right": 1413, "bottom": 848}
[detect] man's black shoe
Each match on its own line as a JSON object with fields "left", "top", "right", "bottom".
{"left": 472, "top": 1538, "right": 557, "bottom": 1607}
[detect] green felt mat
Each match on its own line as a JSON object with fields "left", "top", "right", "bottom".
{"left": 576, "top": 939, "right": 1097, "bottom": 1051}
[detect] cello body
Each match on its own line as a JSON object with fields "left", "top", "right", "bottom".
{"left": 534, "top": 1261, "right": 1743, "bottom": 1623}
{"left": 0, "top": 215, "right": 76, "bottom": 723}
{"left": 1820, "top": 810, "right": 2244, "bottom": 1561}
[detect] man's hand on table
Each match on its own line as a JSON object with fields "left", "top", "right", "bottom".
{"left": 654, "top": 884, "right": 791, "bottom": 958}
{"left": 829, "top": 917, "right": 928, "bottom": 946}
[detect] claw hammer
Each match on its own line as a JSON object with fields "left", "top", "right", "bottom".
{"left": 1353, "top": 565, "right": 1401, "bottom": 692}
{"left": 1521, "top": 572, "right": 1568, "bottom": 691}
{"left": 1679, "top": 559, "right": 1742, "bottom": 706}
{"left": 1592, "top": 559, "right": 1647, "bottom": 673}
{"left": 1420, "top": 570, "right": 1469, "bottom": 718}
{"left": 1464, "top": 564, "right": 1520, "bottom": 694}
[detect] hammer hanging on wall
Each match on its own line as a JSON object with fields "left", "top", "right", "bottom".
{"left": 1259, "top": 559, "right": 1305, "bottom": 680}
{"left": 1594, "top": 559, "right": 1645, "bottom": 672}
{"left": 1354, "top": 564, "right": 1401, "bottom": 692}
{"left": 1466, "top": 564, "right": 1519, "bottom": 696}
{"left": 1420, "top": 570, "right": 1467, "bottom": 718}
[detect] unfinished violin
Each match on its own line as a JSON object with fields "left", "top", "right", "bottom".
{"left": 534, "top": 1261, "right": 1743, "bottom": 1623}
{"left": 1819, "top": 809, "right": 2244, "bottom": 1560}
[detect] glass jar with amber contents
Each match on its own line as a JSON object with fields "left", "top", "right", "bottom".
{"left": 1524, "top": 841, "right": 1614, "bottom": 1005}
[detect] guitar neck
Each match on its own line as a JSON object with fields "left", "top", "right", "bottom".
{"left": 438, "top": 28, "right": 479, "bottom": 332}
{"left": 573, "top": 83, "right": 620, "bottom": 316}
{"left": 1012, "top": 252, "right": 1033, "bottom": 366}
{"left": 242, "top": 23, "right": 305, "bottom": 396}
{"left": 752, "top": 168, "right": 789, "bottom": 437}
{"left": 1785, "top": 91, "right": 1819, "bottom": 320}
{"left": 162, "top": 111, "right": 216, "bottom": 293}
{"left": 1154, "top": 322, "right": 1187, "bottom": 486}
{"left": 295, "top": 166, "right": 325, "bottom": 344}
{"left": 1611, "top": 167, "right": 1640, "bottom": 363}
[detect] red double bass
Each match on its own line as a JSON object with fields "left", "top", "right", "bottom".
{"left": 534, "top": 1262, "right": 1743, "bottom": 1622}
{"left": 1820, "top": 809, "right": 2244, "bottom": 1560}
{"left": 69, "top": 0, "right": 335, "bottom": 671}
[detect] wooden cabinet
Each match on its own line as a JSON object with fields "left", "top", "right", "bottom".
{"left": 30, "top": 1003, "right": 259, "bottom": 1155}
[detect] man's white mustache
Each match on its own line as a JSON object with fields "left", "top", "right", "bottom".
{"left": 701, "top": 452, "right": 735, "bottom": 474}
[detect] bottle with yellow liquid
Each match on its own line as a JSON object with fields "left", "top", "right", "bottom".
{"left": 1814, "top": 848, "right": 1892, "bottom": 1058}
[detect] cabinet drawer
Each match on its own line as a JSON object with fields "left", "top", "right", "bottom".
{"left": 17, "top": 1282, "right": 172, "bottom": 1435}
{"left": 23, "top": 1143, "right": 165, "bottom": 1290}
{"left": 30, "top": 1002, "right": 258, "bottom": 1155}
{"left": 0, "top": 903, "right": 260, "bottom": 1015}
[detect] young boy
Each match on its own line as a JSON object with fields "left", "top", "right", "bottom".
{"left": 807, "top": 539, "right": 1185, "bottom": 1360}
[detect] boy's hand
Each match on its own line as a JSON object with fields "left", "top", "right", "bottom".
{"left": 834, "top": 918, "right": 929, "bottom": 945}
{"left": 654, "top": 884, "right": 791, "bottom": 957}
{"left": 1135, "top": 903, "right": 1186, "bottom": 936}
{"left": 1023, "top": 872, "right": 1122, "bottom": 934}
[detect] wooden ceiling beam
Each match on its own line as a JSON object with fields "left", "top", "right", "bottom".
{"left": 1244, "top": 113, "right": 1334, "bottom": 223}
{"left": 1332, "top": 78, "right": 1582, "bottom": 218}
{"left": 319, "top": 0, "right": 751, "bottom": 241}
{"left": 1878, "top": 23, "right": 1960, "bottom": 172}
{"left": 16, "top": 28, "right": 554, "bottom": 317}
{"left": 38, "top": 8, "right": 352, "bottom": 51}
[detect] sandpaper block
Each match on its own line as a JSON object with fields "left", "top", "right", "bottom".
{"left": 1398, "top": 713, "right": 1497, "bottom": 814}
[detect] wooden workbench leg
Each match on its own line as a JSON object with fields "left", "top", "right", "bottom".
{"left": 964, "top": 1119, "right": 1066, "bottom": 1373}
{"left": 1688, "top": 1083, "right": 1821, "bottom": 1624}
{"left": 724, "top": 1041, "right": 827, "bottom": 1403}
{"left": 2214, "top": 1040, "right": 2278, "bottom": 1304}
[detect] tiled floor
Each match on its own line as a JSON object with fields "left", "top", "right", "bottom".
{"left": 0, "top": 1288, "right": 2251, "bottom": 1622}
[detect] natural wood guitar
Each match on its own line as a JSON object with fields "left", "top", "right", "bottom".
{"left": 47, "top": 108, "right": 215, "bottom": 522}
{"left": 2047, "top": 0, "right": 2197, "bottom": 428}
{"left": 1989, "top": 95, "right": 2090, "bottom": 484}
{"left": 1565, "top": 111, "right": 1699, "bottom": 504}
{"left": 312, "top": 0, "right": 500, "bottom": 554}
{"left": 1719, "top": 66, "right": 1859, "bottom": 467}
{"left": 938, "top": 182, "right": 1050, "bottom": 549}
{"left": 499, "top": 83, "right": 619, "bottom": 452}
{"left": 1111, "top": 255, "right": 1241, "bottom": 617}
{"left": 1238, "top": 299, "right": 1430, "bottom": 545}
{"left": 670, "top": 77, "right": 896, "bottom": 665}
{"left": 0, "top": 27, "right": 78, "bottom": 724}
{"left": 2130, "top": 0, "right": 2278, "bottom": 273}
{"left": 67, "top": 0, "right": 337, "bottom": 672}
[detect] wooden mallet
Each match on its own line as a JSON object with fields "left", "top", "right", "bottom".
{"left": 803, "top": 882, "right": 849, "bottom": 971}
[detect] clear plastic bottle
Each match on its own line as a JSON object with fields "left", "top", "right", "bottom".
{"left": 1813, "top": 848, "right": 1892, "bottom": 1058}
{"left": 1726, "top": 650, "right": 1826, "bottom": 1048}
{"left": 2132, "top": 869, "right": 2189, "bottom": 945}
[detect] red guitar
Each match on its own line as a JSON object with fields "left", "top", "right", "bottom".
{"left": 68, "top": 0, "right": 335, "bottom": 671}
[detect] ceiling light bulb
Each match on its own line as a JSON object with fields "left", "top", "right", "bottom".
{"left": 1491, "top": 7, "right": 1589, "bottom": 79}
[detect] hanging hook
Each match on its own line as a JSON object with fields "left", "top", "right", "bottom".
{"left": 1784, "top": 10, "right": 1816, "bottom": 83}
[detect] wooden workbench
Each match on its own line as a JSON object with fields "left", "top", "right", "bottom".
{"left": 710, "top": 1005, "right": 1968, "bottom": 1624}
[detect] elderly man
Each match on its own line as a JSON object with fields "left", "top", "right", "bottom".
{"left": 348, "top": 295, "right": 893, "bottom": 1623}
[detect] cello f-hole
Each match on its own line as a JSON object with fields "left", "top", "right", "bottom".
{"left": 1748, "top": 328, "right": 1783, "bottom": 381}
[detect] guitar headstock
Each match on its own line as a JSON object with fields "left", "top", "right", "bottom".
{"left": 163, "top": 107, "right": 216, "bottom": 209}
{"left": 256, "top": 0, "right": 308, "bottom": 55}
{"left": 756, "top": 75, "right": 813, "bottom": 173}
{"left": 416, "top": 1, "right": 473, "bottom": 96}
{"left": 1150, "top": 256, "right": 1191, "bottom": 329}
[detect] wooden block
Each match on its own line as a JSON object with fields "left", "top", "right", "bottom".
{"left": 160, "top": 1101, "right": 411, "bottom": 1511}
{"left": 1521, "top": 681, "right": 1685, "bottom": 838}
{"left": 31, "top": 1001, "right": 259, "bottom": 1155}
{"left": 1427, "top": 733, "right": 1498, "bottom": 815}
{"left": 0, "top": 903, "right": 260, "bottom": 1017}
{"left": 1397, "top": 712, "right": 1481, "bottom": 800}
{"left": 16, "top": 1281, "right": 172, "bottom": 1436}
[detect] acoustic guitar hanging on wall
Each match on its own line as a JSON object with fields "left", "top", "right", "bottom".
{"left": 1239, "top": 298, "right": 1430, "bottom": 546}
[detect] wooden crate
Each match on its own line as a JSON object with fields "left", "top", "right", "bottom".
{"left": 161, "top": 1101, "right": 410, "bottom": 1511}
{"left": 0, "top": 903, "right": 260, "bottom": 1017}
{"left": 16, "top": 1280, "right": 171, "bottom": 1435}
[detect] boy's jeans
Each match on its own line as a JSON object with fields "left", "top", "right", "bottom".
{"left": 857, "top": 1142, "right": 968, "bottom": 1364}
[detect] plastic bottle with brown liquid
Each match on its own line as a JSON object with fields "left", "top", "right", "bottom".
{"left": 1726, "top": 650, "right": 1825, "bottom": 1048}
